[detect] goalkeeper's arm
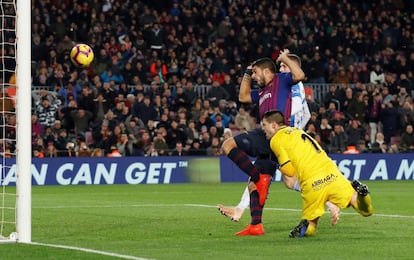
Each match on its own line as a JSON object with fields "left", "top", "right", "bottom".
{"left": 279, "top": 160, "right": 295, "bottom": 177}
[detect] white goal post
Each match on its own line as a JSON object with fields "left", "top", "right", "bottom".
{"left": 0, "top": 0, "right": 31, "bottom": 243}
{"left": 16, "top": 0, "right": 32, "bottom": 243}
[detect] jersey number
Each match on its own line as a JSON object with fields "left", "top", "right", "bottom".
{"left": 301, "top": 133, "right": 321, "bottom": 153}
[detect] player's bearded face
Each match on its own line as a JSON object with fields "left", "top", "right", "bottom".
{"left": 252, "top": 68, "right": 266, "bottom": 87}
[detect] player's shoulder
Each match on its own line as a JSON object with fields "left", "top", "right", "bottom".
{"left": 276, "top": 72, "right": 292, "bottom": 80}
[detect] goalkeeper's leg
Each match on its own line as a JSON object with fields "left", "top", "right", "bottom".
{"left": 285, "top": 175, "right": 341, "bottom": 224}
{"left": 350, "top": 180, "right": 373, "bottom": 217}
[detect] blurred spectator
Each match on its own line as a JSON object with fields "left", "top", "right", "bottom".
{"left": 71, "top": 108, "right": 93, "bottom": 135}
{"left": 357, "top": 139, "right": 370, "bottom": 153}
{"left": 170, "top": 141, "right": 187, "bottom": 156}
{"left": 206, "top": 137, "right": 221, "bottom": 156}
{"left": 234, "top": 106, "right": 256, "bottom": 132}
{"left": 33, "top": 145, "right": 45, "bottom": 158}
{"left": 166, "top": 119, "right": 187, "bottom": 149}
{"left": 36, "top": 96, "right": 61, "bottom": 128}
{"left": 91, "top": 148, "right": 104, "bottom": 157}
{"left": 318, "top": 117, "right": 333, "bottom": 147}
{"left": 332, "top": 66, "right": 351, "bottom": 84}
{"left": 370, "top": 63, "right": 385, "bottom": 84}
{"left": 308, "top": 52, "right": 326, "bottom": 83}
{"left": 55, "top": 129, "right": 70, "bottom": 156}
{"left": 183, "top": 81, "right": 197, "bottom": 108}
{"left": 323, "top": 84, "right": 340, "bottom": 109}
{"left": 306, "top": 94, "right": 320, "bottom": 114}
{"left": 188, "top": 139, "right": 205, "bottom": 156}
{"left": 77, "top": 141, "right": 92, "bottom": 157}
{"left": 184, "top": 119, "right": 199, "bottom": 144}
{"left": 371, "top": 132, "right": 389, "bottom": 153}
{"left": 381, "top": 101, "right": 400, "bottom": 144}
{"left": 345, "top": 119, "right": 366, "bottom": 147}
{"left": 346, "top": 92, "right": 367, "bottom": 124}
{"left": 31, "top": 114, "right": 43, "bottom": 143}
{"left": 210, "top": 108, "right": 230, "bottom": 128}
{"left": 153, "top": 127, "right": 169, "bottom": 156}
{"left": 134, "top": 95, "right": 159, "bottom": 125}
{"left": 328, "top": 123, "right": 348, "bottom": 153}
{"left": 399, "top": 124, "right": 414, "bottom": 153}
{"left": 396, "top": 73, "right": 413, "bottom": 94}
{"left": 221, "top": 74, "right": 238, "bottom": 103}
{"left": 225, "top": 100, "right": 238, "bottom": 122}
{"left": 174, "top": 86, "right": 190, "bottom": 110}
{"left": 305, "top": 122, "right": 318, "bottom": 138}
{"left": 367, "top": 91, "right": 382, "bottom": 144}
{"left": 206, "top": 80, "right": 229, "bottom": 107}
{"left": 398, "top": 100, "right": 414, "bottom": 130}
{"left": 125, "top": 114, "right": 145, "bottom": 137}
{"left": 60, "top": 100, "right": 78, "bottom": 135}
{"left": 149, "top": 59, "right": 168, "bottom": 83}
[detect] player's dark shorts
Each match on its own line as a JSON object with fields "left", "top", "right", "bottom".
{"left": 233, "top": 128, "right": 270, "bottom": 158}
{"left": 233, "top": 128, "right": 277, "bottom": 176}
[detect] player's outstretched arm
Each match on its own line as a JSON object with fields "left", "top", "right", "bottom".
{"left": 277, "top": 49, "right": 305, "bottom": 83}
{"left": 239, "top": 64, "right": 253, "bottom": 103}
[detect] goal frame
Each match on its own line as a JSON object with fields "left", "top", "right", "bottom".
{"left": 15, "top": 0, "right": 32, "bottom": 243}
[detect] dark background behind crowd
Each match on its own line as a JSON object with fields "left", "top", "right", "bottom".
{"left": 2, "top": 0, "right": 414, "bottom": 157}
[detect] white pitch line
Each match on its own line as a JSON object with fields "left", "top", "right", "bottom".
{"left": 183, "top": 204, "right": 414, "bottom": 219}
{"left": 22, "top": 203, "right": 414, "bottom": 259}
{"left": 34, "top": 203, "right": 414, "bottom": 219}
{"left": 29, "top": 242, "right": 154, "bottom": 260}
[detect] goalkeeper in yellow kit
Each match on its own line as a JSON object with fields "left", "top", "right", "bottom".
{"left": 261, "top": 110, "right": 374, "bottom": 238}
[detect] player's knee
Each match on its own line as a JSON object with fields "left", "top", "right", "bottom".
{"left": 221, "top": 137, "right": 236, "bottom": 155}
{"left": 254, "top": 159, "right": 276, "bottom": 175}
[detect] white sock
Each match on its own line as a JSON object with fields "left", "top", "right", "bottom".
{"left": 236, "top": 186, "right": 250, "bottom": 210}
{"left": 293, "top": 180, "right": 301, "bottom": 192}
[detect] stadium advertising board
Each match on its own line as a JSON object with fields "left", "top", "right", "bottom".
{"left": 1, "top": 154, "right": 413, "bottom": 186}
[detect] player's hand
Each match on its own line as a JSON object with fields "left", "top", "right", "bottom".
{"left": 277, "top": 49, "right": 291, "bottom": 63}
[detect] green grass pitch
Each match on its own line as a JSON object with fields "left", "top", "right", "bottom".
{"left": 1, "top": 180, "right": 413, "bottom": 259}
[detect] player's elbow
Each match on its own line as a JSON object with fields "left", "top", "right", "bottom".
{"left": 280, "top": 161, "right": 295, "bottom": 177}
{"left": 293, "top": 72, "right": 306, "bottom": 82}
{"left": 239, "top": 95, "right": 250, "bottom": 103}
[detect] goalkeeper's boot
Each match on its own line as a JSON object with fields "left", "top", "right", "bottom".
{"left": 351, "top": 180, "right": 369, "bottom": 196}
{"left": 289, "top": 219, "right": 309, "bottom": 238}
{"left": 235, "top": 223, "right": 264, "bottom": 236}
{"left": 256, "top": 174, "right": 271, "bottom": 206}
{"left": 217, "top": 204, "right": 244, "bottom": 222}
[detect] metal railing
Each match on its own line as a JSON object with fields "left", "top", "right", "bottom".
{"left": 32, "top": 83, "right": 351, "bottom": 105}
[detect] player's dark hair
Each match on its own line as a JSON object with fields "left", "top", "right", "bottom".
{"left": 263, "top": 110, "right": 285, "bottom": 125}
{"left": 277, "top": 53, "right": 302, "bottom": 67}
{"left": 251, "top": 57, "right": 276, "bottom": 73}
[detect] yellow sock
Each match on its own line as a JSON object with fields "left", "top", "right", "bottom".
{"left": 305, "top": 223, "right": 317, "bottom": 236}
{"left": 354, "top": 194, "right": 374, "bottom": 217}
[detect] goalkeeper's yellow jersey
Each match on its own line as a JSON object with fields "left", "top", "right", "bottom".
{"left": 269, "top": 126, "right": 337, "bottom": 182}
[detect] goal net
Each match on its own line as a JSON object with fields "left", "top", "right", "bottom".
{"left": 0, "top": 0, "right": 31, "bottom": 243}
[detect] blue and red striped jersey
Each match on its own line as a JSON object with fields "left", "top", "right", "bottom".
{"left": 251, "top": 72, "right": 294, "bottom": 123}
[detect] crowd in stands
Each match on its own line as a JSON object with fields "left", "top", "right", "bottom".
{"left": 2, "top": 0, "right": 414, "bottom": 157}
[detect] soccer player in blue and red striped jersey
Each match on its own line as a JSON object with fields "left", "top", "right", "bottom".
{"left": 220, "top": 49, "right": 305, "bottom": 236}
